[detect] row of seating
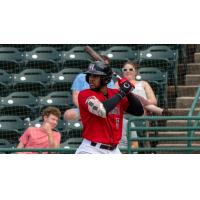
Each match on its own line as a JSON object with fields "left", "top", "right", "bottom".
{"left": 0, "top": 91, "right": 73, "bottom": 119}
{"left": 0, "top": 68, "right": 82, "bottom": 96}
{"left": 0, "top": 45, "right": 178, "bottom": 74}
{"left": 0, "top": 115, "right": 83, "bottom": 145}
{"left": 0, "top": 63, "right": 168, "bottom": 104}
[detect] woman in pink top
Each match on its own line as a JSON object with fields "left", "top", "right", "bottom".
{"left": 17, "top": 106, "right": 61, "bottom": 153}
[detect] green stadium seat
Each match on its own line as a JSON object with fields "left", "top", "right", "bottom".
{"left": 0, "top": 139, "right": 15, "bottom": 148}
{"left": 139, "top": 45, "right": 178, "bottom": 87}
{"left": 0, "top": 92, "right": 39, "bottom": 119}
{"left": 39, "top": 91, "right": 73, "bottom": 114}
{"left": 0, "top": 116, "right": 26, "bottom": 144}
{"left": 137, "top": 67, "right": 168, "bottom": 107}
{"left": 60, "top": 137, "right": 83, "bottom": 149}
{"left": 12, "top": 68, "right": 51, "bottom": 96}
{"left": 0, "top": 47, "right": 23, "bottom": 73}
{"left": 0, "top": 69, "right": 12, "bottom": 97}
{"left": 24, "top": 47, "right": 61, "bottom": 73}
{"left": 61, "top": 46, "right": 92, "bottom": 68}
{"left": 51, "top": 68, "right": 82, "bottom": 91}
{"left": 66, "top": 119, "right": 83, "bottom": 138}
{"left": 100, "top": 46, "right": 139, "bottom": 68}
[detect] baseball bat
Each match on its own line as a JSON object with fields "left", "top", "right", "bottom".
{"left": 84, "top": 45, "right": 106, "bottom": 63}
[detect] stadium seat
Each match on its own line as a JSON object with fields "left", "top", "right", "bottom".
{"left": 51, "top": 68, "right": 82, "bottom": 91}
{"left": 61, "top": 46, "right": 92, "bottom": 68}
{"left": 39, "top": 91, "right": 73, "bottom": 114}
{"left": 0, "top": 92, "right": 39, "bottom": 119}
{"left": 0, "top": 47, "right": 23, "bottom": 73}
{"left": 139, "top": 45, "right": 178, "bottom": 86}
{"left": 12, "top": 68, "right": 51, "bottom": 96}
{"left": 66, "top": 119, "right": 83, "bottom": 138}
{"left": 60, "top": 137, "right": 83, "bottom": 149}
{"left": 24, "top": 47, "right": 61, "bottom": 73}
{"left": 137, "top": 67, "right": 168, "bottom": 107}
{"left": 100, "top": 46, "right": 139, "bottom": 68}
{"left": 0, "top": 116, "right": 26, "bottom": 144}
{"left": 0, "top": 139, "right": 15, "bottom": 148}
{"left": 0, "top": 69, "right": 13, "bottom": 97}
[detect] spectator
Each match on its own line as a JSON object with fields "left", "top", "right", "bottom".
{"left": 17, "top": 106, "right": 61, "bottom": 153}
{"left": 116, "top": 61, "right": 171, "bottom": 148}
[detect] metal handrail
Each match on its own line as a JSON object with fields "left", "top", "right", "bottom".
{"left": 127, "top": 115, "right": 200, "bottom": 154}
{"left": 187, "top": 86, "right": 200, "bottom": 147}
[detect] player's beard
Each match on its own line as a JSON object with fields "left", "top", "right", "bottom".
{"left": 90, "top": 85, "right": 103, "bottom": 92}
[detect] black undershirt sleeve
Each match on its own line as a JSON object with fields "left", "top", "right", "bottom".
{"left": 126, "top": 93, "right": 144, "bottom": 116}
{"left": 102, "top": 91, "right": 144, "bottom": 116}
{"left": 102, "top": 91, "right": 125, "bottom": 114}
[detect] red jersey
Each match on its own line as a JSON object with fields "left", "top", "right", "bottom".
{"left": 78, "top": 88, "right": 129, "bottom": 145}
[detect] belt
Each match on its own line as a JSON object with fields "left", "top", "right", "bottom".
{"left": 91, "top": 142, "right": 117, "bottom": 151}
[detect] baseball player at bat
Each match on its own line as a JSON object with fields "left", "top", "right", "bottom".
{"left": 75, "top": 61, "right": 144, "bottom": 154}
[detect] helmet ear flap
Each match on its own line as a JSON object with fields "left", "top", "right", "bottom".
{"left": 86, "top": 74, "right": 90, "bottom": 83}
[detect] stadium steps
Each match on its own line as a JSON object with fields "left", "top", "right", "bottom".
{"left": 168, "top": 108, "right": 199, "bottom": 116}
{"left": 168, "top": 85, "right": 198, "bottom": 97}
{"left": 185, "top": 74, "right": 200, "bottom": 85}
{"left": 149, "top": 131, "right": 200, "bottom": 137}
{"left": 176, "top": 97, "right": 200, "bottom": 108}
{"left": 155, "top": 143, "right": 200, "bottom": 154}
{"left": 153, "top": 51, "right": 200, "bottom": 153}
{"left": 194, "top": 52, "right": 200, "bottom": 63}
{"left": 187, "top": 63, "right": 200, "bottom": 74}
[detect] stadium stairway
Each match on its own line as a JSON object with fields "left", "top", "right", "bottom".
{"left": 151, "top": 49, "right": 200, "bottom": 151}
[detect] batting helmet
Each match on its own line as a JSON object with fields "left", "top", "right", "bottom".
{"left": 85, "top": 61, "right": 112, "bottom": 86}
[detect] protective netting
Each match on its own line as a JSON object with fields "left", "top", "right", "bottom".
{"left": 0, "top": 44, "right": 199, "bottom": 150}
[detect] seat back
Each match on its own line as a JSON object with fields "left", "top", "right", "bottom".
{"left": 13, "top": 69, "right": 51, "bottom": 96}
{"left": 101, "top": 46, "right": 139, "bottom": 61}
{"left": 39, "top": 91, "right": 73, "bottom": 113}
{"left": 0, "top": 92, "right": 39, "bottom": 118}
{"left": 0, "top": 115, "right": 25, "bottom": 133}
{"left": 137, "top": 67, "right": 168, "bottom": 107}
{"left": 1, "top": 92, "right": 38, "bottom": 106}
{"left": 0, "top": 47, "right": 23, "bottom": 62}
{"left": 51, "top": 68, "right": 82, "bottom": 91}
{"left": 62, "top": 46, "right": 92, "bottom": 68}
{"left": 25, "top": 47, "right": 61, "bottom": 62}
{"left": 0, "top": 47, "right": 23, "bottom": 73}
{"left": 60, "top": 137, "right": 83, "bottom": 149}
{"left": 25, "top": 47, "right": 61, "bottom": 72}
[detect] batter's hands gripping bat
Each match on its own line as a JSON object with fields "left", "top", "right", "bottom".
{"left": 113, "top": 72, "right": 151, "bottom": 107}
{"left": 84, "top": 45, "right": 107, "bottom": 63}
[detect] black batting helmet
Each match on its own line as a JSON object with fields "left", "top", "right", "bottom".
{"left": 85, "top": 61, "right": 112, "bottom": 86}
